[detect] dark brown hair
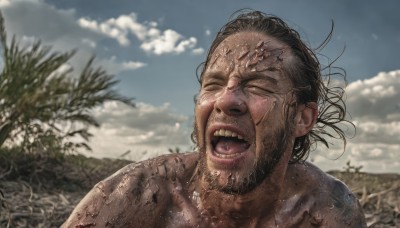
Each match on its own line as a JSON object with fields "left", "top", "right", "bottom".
{"left": 197, "top": 10, "right": 351, "bottom": 163}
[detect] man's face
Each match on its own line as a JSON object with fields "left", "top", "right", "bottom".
{"left": 195, "top": 31, "right": 297, "bottom": 194}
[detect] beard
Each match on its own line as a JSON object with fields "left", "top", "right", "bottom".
{"left": 194, "top": 120, "right": 293, "bottom": 195}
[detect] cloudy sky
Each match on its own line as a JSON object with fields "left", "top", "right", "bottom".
{"left": 1, "top": 0, "right": 399, "bottom": 173}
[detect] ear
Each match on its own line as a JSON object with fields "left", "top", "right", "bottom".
{"left": 293, "top": 102, "right": 318, "bottom": 137}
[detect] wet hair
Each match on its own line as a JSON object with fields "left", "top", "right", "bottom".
{"left": 196, "top": 10, "right": 352, "bottom": 163}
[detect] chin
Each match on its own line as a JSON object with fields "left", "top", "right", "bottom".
{"left": 199, "top": 137, "right": 287, "bottom": 195}
{"left": 201, "top": 150, "right": 266, "bottom": 195}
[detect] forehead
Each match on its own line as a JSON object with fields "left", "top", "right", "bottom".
{"left": 206, "top": 31, "right": 294, "bottom": 76}
{"left": 220, "top": 31, "right": 285, "bottom": 48}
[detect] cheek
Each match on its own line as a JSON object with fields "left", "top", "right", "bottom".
{"left": 196, "top": 92, "right": 216, "bottom": 112}
{"left": 195, "top": 92, "right": 216, "bottom": 138}
{"left": 249, "top": 96, "right": 279, "bottom": 126}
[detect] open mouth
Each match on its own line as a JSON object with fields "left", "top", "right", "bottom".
{"left": 211, "top": 129, "right": 251, "bottom": 159}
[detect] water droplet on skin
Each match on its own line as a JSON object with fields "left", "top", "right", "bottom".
{"left": 175, "top": 185, "right": 182, "bottom": 191}
{"left": 211, "top": 170, "right": 221, "bottom": 176}
{"left": 191, "top": 191, "right": 200, "bottom": 204}
{"left": 228, "top": 173, "right": 236, "bottom": 182}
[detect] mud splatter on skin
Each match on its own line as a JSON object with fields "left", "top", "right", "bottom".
{"left": 62, "top": 153, "right": 366, "bottom": 227}
{"left": 205, "top": 37, "right": 291, "bottom": 127}
{"left": 208, "top": 40, "right": 284, "bottom": 73}
{"left": 131, "top": 172, "right": 145, "bottom": 202}
{"left": 194, "top": 32, "right": 299, "bottom": 196}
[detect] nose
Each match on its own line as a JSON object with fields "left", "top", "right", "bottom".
{"left": 215, "top": 87, "right": 247, "bottom": 116}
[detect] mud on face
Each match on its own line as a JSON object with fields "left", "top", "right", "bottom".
{"left": 194, "top": 32, "right": 298, "bottom": 195}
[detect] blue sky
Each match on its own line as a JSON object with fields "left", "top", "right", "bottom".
{"left": 1, "top": 0, "right": 399, "bottom": 173}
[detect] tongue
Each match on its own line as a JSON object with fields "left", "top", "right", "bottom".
{"left": 215, "top": 137, "right": 249, "bottom": 155}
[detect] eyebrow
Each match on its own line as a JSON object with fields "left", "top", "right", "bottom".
{"left": 202, "top": 70, "right": 279, "bottom": 85}
{"left": 244, "top": 72, "right": 278, "bottom": 85}
{"left": 202, "top": 71, "right": 226, "bottom": 81}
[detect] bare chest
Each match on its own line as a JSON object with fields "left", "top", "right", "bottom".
{"left": 158, "top": 200, "right": 319, "bottom": 228}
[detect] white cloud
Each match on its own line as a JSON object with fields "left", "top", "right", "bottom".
{"left": 312, "top": 143, "right": 400, "bottom": 173}
{"left": 192, "top": 48, "right": 205, "bottom": 55}
{"left": 98, "top": 56, "right": 147, "bottom": 74}
{"left": 312, "top": 70, "right": 400, "bottom": 173}
{"left": 205, "top": 29, "right": 211, "bottom": 36}
{"left": 121, "top": 61, "right": 147, "bottom": 70}
{"left": 0, "top": 0, "right": 145, "bottom": 75}
{"left": 78, "top": 13, "right": 203, "bottom": 55}
{"left": 84, "top": 101, "right": 193, "bottom": 161}
{"left": 0, "top": 0, "right": 11, "bottom": 7}
{"left": 345, "top": 70, "right": 400, "bottom": 121}
{"left": 140, "top": 30, "right": 198, "bottom": 55}
{"left": 1, "top": 0, "right": 85, "bottom": 46}
{"left": 78, "top": 16, "right": 132, "bottom": 46}
{"left": 81, "top": 38, "right": 96, "bottom": 48}
{"left": 77, "top": 17, "right": 98, "bottom": 31}
{"left": 352, "top": 121, "right": 400, "bottom": 144}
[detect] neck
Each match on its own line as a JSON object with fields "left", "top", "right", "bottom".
{"left": 197, "top": 150, "right": 292, "bottom": 222}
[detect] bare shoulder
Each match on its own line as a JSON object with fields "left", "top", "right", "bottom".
{"left": 284, "top": 162, "right": 367, "bottom": 227}
{"left": 62, "top": 152, "right": 199, "bottom": 228}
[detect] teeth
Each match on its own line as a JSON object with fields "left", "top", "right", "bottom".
{"left": 213, "top": 129, "right": 244, "bottom": 140}
{"left": 215, "top": 152, "right": 241, "bottom": 158}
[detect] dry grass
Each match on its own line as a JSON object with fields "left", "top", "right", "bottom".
{"left": 328, "top": 171, "right": 400, "bottom": 227}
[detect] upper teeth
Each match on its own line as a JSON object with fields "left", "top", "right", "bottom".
{"left": 213, "top": 129, "right": 244, "bottom": 140}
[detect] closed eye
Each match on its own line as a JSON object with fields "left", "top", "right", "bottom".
{"left": 201, "top": 72, "right": 226, "bottom": 91}
{"left": 246, "top": 85, "right": 274, "bottom": 95}
{"left": 203, "top": 82, "right": 223, "bottom": 91}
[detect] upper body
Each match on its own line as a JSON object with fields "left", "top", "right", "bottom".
{"left": 62, "top": 152, "right": 366, "bottom": 227}
{"left": 64, "top": 10, "right": 366, "bottom": 228}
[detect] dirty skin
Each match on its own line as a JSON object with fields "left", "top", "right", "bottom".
{"left": 62, "top": 32, "right": 366, "bottom": 228}
{"left": 205, "top": 38, "right": 290, "bottom": 127}
{"left": 62, "top": 153, "right": 366, "bottom": 227}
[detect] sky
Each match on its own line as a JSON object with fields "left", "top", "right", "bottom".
{"left": 1, "top": 0, "right": 399, "bottom": 173}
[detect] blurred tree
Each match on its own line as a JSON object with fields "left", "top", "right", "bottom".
{"left": 0, "top": 12, "right": 134, "bottom": 154}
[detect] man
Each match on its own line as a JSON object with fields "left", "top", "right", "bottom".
{"left": 63, "top": 11, "right": 366, "bottom": 227}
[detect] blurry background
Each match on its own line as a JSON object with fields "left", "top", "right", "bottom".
{"left": 1, "top": 0, "right": 399, "bottom": 173}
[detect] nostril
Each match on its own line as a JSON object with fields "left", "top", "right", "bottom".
{"left": 230, "top": 107, "right": 243, "bottom": 115}
{"left": 226, "top": 101, "right": 247, "bottom": 115}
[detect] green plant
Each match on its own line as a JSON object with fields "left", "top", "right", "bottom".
{"left": 0, "top": 11, "right": 134, "bottom": 155}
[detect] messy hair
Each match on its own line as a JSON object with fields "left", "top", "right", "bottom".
{"left": 196, "top": 10, "right": 352, "bottom": 163}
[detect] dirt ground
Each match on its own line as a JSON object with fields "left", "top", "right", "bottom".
{"left": 0, "top": 156, "right": 399, "bottom": 227}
